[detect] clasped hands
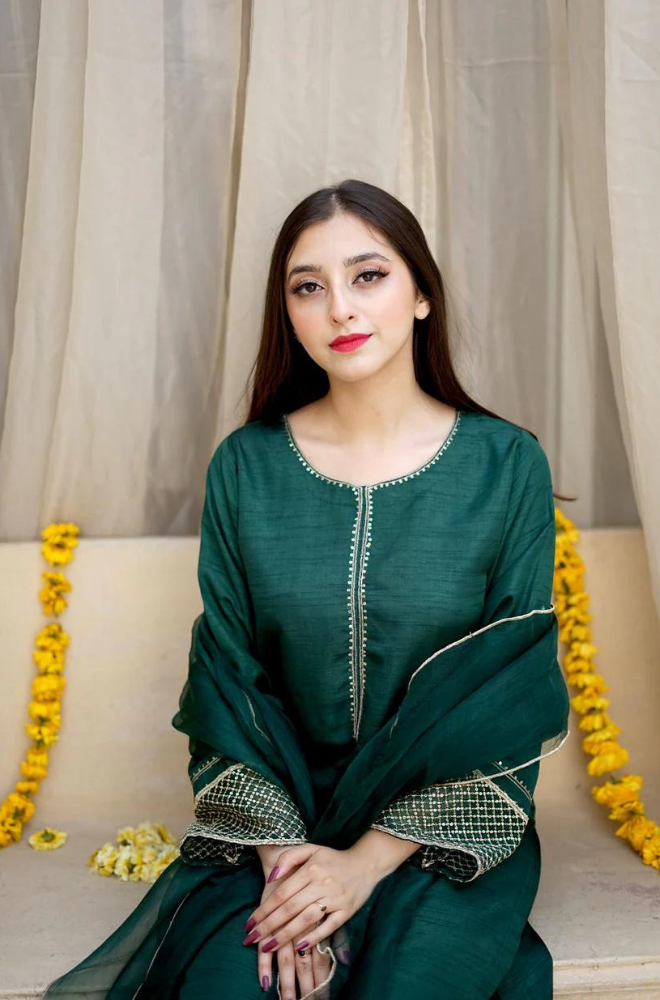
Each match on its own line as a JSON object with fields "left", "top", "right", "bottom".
{"left": 243, "top": 841, "right": 384, "bottom": 994}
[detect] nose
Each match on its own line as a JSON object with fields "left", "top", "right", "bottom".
{"left": 327, "top": 286, "right": 357, "bottom": 327}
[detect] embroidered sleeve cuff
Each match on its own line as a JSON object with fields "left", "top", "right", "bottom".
{"left": 370, "top": 766, "right": 533, "bottom": 882}
{"left": 179, "top": 757, "right": 308, "bottom": 867}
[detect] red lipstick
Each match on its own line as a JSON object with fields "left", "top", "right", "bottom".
{"left": 329, "top": 334, "right": 372, "bottom": 353}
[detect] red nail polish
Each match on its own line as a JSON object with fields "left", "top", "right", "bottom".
{"left": 262, "top": 937, "right": 278, "bottom": 953}
{"left": 244, "top": 916, "right": 256, "bottom": 933}
{"left": 243, "top": 929, "right": 260, "bottom": 945}
{"left": 261, "top": 974, "right": 270, "bottom": 991}
{"left": 294, "top": 938, "right": 309, "bottom": 950}
{"left": 267, "top": 865, "right": 280, "bottom": 884}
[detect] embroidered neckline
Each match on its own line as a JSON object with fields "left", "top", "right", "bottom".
{"left": 282, "top": 408, "right": 462, "bottom": 491}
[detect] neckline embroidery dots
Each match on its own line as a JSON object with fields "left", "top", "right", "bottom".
{"left": 282, "top": 408, "right": 462, "bottom": 491}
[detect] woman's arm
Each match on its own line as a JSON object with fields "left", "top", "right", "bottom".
{"left": 348, "top": 828, "right": 422, "bottom": 878}
{"left": 173, "top": 435, "right": 313, "bottom": 868}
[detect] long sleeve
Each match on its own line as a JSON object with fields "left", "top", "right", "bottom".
{"left": 173, "top": 435, "right": 309, "bottom": 867}
{"left": 369, "top": 429, "right": 557, "bottom": 882}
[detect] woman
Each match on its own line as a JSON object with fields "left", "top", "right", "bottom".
{"left": 42, "top": 179, "right": 570, "bottom": 1000}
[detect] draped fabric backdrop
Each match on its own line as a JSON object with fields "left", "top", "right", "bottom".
{"left": 0, "top": 0, "right": 658, "bottom": 624}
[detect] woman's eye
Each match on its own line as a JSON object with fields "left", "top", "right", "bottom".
{"left": 290, "top": 268, "right": 388, "bottom": 296}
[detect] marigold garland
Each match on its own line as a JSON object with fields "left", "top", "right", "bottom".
{"left": 554, "top": 507, "right": 660, "bottom": 872}
{"left": 87, "top": 822, "right": 180, "bottom": 883}
{"left": 0, "top": 522, "right": 79, "bottom": 850}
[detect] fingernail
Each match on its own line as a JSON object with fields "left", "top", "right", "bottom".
{"left": 262, "top": 937, "right": 278, "bottom": 953}
{"left": 261, "top": 974, "right": 270, "bottom": 991}
{"left": 243, "top": 929, "right": 260, "bottom": 945}
{"left": 244, "top": 916, "right": 256, "bottom": 933}
{"left": 266, "top": 866, "right": 280, "bottom": 884}
{"left": 293, "top": 938, "right": 309, "bottom": 950}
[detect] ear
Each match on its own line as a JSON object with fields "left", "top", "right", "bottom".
{"left": 415, "top": 296, "right": 431, "bottom": 320}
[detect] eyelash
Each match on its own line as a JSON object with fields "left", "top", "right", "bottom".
{"left": 290, "top": 267, "right": 389, "bottom": 296}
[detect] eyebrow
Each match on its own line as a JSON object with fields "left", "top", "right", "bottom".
{"left": 286, "top": 252, "right": 392, "bottom": 283}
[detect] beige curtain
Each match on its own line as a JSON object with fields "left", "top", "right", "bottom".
{"left": 0, "top": 1, "right": 656, "bottom": 618}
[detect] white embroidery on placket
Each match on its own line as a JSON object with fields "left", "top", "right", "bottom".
{"left": 347, "top": 484, "right": 373, "bottom": 742}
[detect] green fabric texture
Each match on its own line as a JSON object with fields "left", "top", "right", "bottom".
{"left": 42, "top": 408, "right": 569, "bottom": 999}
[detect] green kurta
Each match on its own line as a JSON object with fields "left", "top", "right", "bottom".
{"left": 42, "top": 407, "right": 570, "bottom": 1000}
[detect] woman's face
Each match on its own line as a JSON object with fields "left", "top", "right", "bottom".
{"left": 284, "top": 212, "right": 429, "bottom": 382}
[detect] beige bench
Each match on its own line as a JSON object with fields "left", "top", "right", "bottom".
{"left": 1, "top": 529, "right": 659, "bottom": 999}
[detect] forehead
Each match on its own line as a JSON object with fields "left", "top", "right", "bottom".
{"left": 287, "top": 213, "right": 398, "bottom": 270}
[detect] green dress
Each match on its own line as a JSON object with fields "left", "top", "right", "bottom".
{"left": 42, "top": 407, "right": 570, "bottom": 1000}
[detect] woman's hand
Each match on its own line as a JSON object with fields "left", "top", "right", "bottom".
{"left": 243, "top": 842, "right": 385, "bottom": 958}
{"left": 252, "top": 845, "right": 332, "bottom": 997}
{"left": 256, "top": 877, "right": 332, "bottom": 998}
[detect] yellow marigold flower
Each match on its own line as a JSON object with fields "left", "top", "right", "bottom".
{"left": 563, "top": 657, "right": 593, "bottom": 674}
{"left": 133, "top": 823, "right": 164, "bottom": 849}
{"left": 20, "top": 762, "right": 48, "bottom": 780}
{"left": 35, "top": 623, "right": 70, "bottom": 651}
{"left": 0, "top": 825, "right": 15, "bottom": 848}
{"left": 116, "top": 826, "right": 138, "bottom": 847}
{"left": 41, "top": 542, "right": 75, "bottom": 566}
{"left": 615, "top": 815, "right": 660, "bottom": 852}
{"left": 33, "top": 649, "right": 65, "bottom": 675}
{"left": 592, "top": 775, "right": 643, "bottom": 808}
{"left": 28, "top": 827, "right": 68, "bottom": 850}
{"left": 3, "top": 793, "right": 36, "bottom": 824}
{"left": 28, "top": 700, "right": 61, "bottom": 722}
{"left": 88, "top": 842, "right": 120, "bottom": 875}
{"left": 114, "top": 846, "right": 143, "bottom": 882}
{"left": 582, "top": 724, "right": 622, "bottom": 754}
{"left": 608, "top": 801, "right": 645, "bottom": 820}
{"left": 578, "top": 711, "right": 610, "bottom": 732}
{"left": 641, "top": 837, "right": 660, "bottom": 869}
{"left": 153, "top": 823, "right": 177, "bottom": 845}
{"left": 566, "top": 672, "right": 609, "bottom": 693}
{"left": 14, "top": 780, "right": 39, "bottom": 795}
{"left": 41, "top": 521, "right": 80, "bottom": 545}
{"left": 38, "top": 572, "right": 72, "bottom": 616}
{"left": 40, "top": 523, "right": 80, "bottom": 567}
{"left": 570, "top": 692, "right": 609, "bottom": 714}
{"left": 0, "top": 819, "right": 24, "bottom": 845}
{"left": 617, "top": 774, "right": 644, "bottom": 794}
{"left": 139, "top": 845, "right": 160, "bottom": 865}
{"left": 32, "top": 675, "right": 66, "bottom": 701}
{"left": 26, "top": 747, "right": 49, "bottom": 767}
{"left": 588, "top": 744, "right": 629, "bottom": 776}
{"left": 25, "top": 723, "right": 60, "bottom": 746}
{"left": 152, "top": 847, "right": 180, "bottom": 878}
{"left": 567, "top": 624, "right": 592, "bottom": 641}
{"left": 569, "top": 640, "right": 599, "bottom": 659}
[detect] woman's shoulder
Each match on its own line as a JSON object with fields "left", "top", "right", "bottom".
{"left": 207, "top": 415, "right": 284, "bottom": 472}
{"left": 460, "top": 409, "right": 552, "bottom": 485}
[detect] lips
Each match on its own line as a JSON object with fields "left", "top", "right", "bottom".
{"left": 330, "top": 334, "right": 372, "bottom": 346}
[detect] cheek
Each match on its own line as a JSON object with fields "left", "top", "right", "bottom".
{"left": 372, "top": 281, "right": 416, "bottom": 325}
{"left": 286, "top": 297, "right": 320, "bottom": 335}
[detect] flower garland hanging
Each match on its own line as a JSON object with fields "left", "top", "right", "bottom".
{"left": 0, "top": 522, "right": 79, "bottom": 850}
{"left": 87, "top": 822, "right": 180, "bottom": 883}
{"left": 554, "top": 507, "right": 660, "bottom": 872}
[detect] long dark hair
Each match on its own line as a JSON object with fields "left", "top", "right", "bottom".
{"left": 241, "top": 178, "right": 574, "bottom": 502}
